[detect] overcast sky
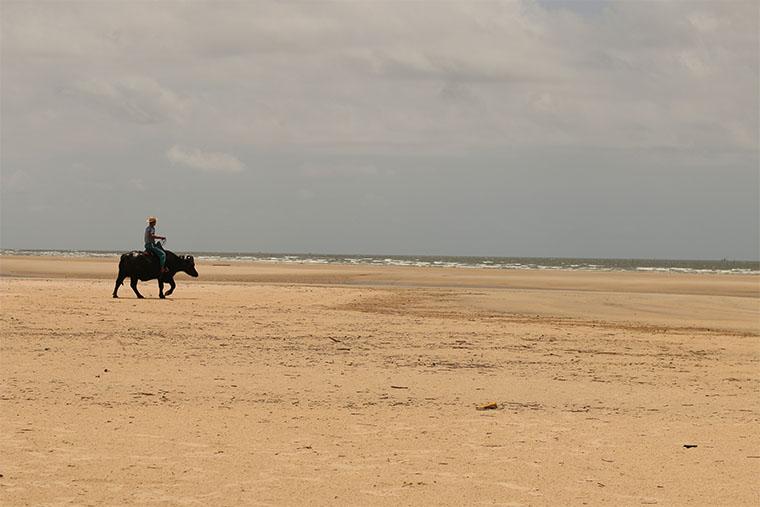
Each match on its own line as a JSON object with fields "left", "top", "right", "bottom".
{"left": 1, "top": 0, "right": 757, "bottom": 259}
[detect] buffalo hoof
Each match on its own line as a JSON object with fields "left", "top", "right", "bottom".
{"left": 137, "top": 295, "right": 144, "bottom": 299}
{"left": 112, "top": 294, "right": 118, "bottom": 298}
{"left": 159, "top": 294, "right": 165, "bottom": 299}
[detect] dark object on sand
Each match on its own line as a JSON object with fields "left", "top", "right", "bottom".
{"left": 476, "top": 402, "right": 498, "bottom": 410}
{"left": 113, "top": 249, "right": 198, "bottom": 299}
{"left": 683, "top": 444, "right": 698, "bottom": 449}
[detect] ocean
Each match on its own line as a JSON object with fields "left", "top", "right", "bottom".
{"left": 2, "top": 249, "right": 758, "bottom": 275}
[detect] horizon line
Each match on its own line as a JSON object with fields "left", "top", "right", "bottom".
{"left": 1, "top": 247, "right": 758, "bottom": 265}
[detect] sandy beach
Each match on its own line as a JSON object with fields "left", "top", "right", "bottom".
{"left": 1, "top": 255, "right": 758, "bottom": 506}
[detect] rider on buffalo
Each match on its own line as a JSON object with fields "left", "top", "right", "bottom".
{"left": 145, "top": 215, "right": 167, "bottom": 273}
{"left": 112, "top": 216, "right": 198, "bottom": 299}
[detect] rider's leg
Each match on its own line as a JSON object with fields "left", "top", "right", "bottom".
{"left": 146, "top": 243, "right": 166, "bottom": 270}
{"left": 156, "top": 247, "right": 166, "bottom": 269}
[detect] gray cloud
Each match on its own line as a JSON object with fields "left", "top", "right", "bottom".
{"left": 166, "top": 145, "right": 244, "bottom": 173}
{"left": 66, "top": 77, "right": 189, "bottom": 124}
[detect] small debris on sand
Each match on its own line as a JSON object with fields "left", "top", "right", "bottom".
{"left": 476, "top": 402, "right": 498, "bottom": 411}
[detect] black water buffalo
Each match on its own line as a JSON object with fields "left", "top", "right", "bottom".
{"left": 113, "top": 249, "right": 199, "bottom": 299}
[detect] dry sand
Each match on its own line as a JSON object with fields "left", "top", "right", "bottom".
{"left": 1, "top": 255, "right": 758, "bottom": 505}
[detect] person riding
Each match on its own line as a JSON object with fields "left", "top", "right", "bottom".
{"left": 144, "top": 216, "right": 168, "bottom": 273}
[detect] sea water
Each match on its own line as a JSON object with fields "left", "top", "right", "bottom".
{"left": 2, "top": 249, "right": 757, "bottom": 275}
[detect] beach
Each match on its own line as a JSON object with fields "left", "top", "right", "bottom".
{"left": 1, "top": 255, "right": 758, "bottom": 505}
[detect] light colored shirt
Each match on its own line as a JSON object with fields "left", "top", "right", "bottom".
{"left": 145, "top": 225, "right": 155, "bottom": 246}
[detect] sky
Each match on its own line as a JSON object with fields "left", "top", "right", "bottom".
{"left": 1, "top": 0, "right": 758, "bottom": 260}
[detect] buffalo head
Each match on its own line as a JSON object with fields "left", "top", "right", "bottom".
{"left": 181, "top": 255, "right": 199, "bottom": 277}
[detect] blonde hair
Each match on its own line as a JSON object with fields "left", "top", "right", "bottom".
{"left": 146, "top": 216, "right": 157, "bottom": 223}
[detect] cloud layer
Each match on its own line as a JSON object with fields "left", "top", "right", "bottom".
{"left": 3, "top": 0, "right": 756, "bottom": 152}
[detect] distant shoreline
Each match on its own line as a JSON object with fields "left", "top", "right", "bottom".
{"left": 1, "top": 249, "right": 758, "bottom": 275}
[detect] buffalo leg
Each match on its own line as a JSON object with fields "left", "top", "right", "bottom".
{"left": 112, "top": 273, "right": 126, "bottom": 298}
{"left": 158, "top": 279, "right": 165, "bottom": 299}
{"left": 130, "top": 277, "right": 144, "bottom": 299}
{"left": 164, "top": 277, "right": 176, "bottom": 296}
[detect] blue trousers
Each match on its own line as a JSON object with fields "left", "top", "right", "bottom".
{"left": 145, "top": 242, "right": 166, "bottom": 269}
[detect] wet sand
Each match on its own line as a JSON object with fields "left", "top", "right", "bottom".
{"left": 1, "top": 255, "right": 758, "bottom": 505}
